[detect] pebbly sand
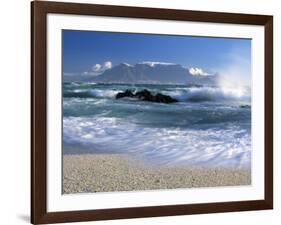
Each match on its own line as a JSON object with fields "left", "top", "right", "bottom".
{"left": 63, "top": 154, "right": 251, "bottom": 194}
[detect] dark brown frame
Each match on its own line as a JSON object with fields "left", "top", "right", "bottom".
{"left": 31, "top": 1, "right": 273, "bottom": 224}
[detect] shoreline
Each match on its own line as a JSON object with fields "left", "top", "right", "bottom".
{"left": 63, "top": 153, "right": 251, "bottom": 194}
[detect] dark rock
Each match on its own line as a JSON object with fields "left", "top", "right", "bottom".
{"left": 135, "top": 89, "right": 154, "bottom": 101}
{"left": 115, "top": 89, "right": 178, "bottom": 104}
{"left": 116, "top": 89, "right": 134, "bottom": 99}
{"left": 240, "top": 105, "right": 251, "bottom": 109}
{"left": 154, "top": 93, "right": 178, "bottom": 103}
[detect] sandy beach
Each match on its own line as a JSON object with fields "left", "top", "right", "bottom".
{"left": 63, "top": 154, "right": 251, "bottom": 194}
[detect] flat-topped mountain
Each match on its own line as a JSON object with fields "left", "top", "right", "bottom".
{"left": 65, "top": 62, "right": 219, "bottom": 85}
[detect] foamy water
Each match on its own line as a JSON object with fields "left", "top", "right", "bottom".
{"left": 63, "top": 82, "right": 251, "bottom": 169}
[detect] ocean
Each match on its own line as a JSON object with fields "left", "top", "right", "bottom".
{"left": 63, "top": 82, "right": 251, "bottom": 169}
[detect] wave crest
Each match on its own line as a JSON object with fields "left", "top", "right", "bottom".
{"left": 64, "top": 89, "right": 120, "bottom": 98}
{"left": 166, "top": 87, "right": 250, "bottom": 102}
{"left": 64, "top": 86, "right": 251, "bottom": 103}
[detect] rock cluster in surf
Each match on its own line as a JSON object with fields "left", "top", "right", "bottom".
{"left": 116, "top": 89, "right": 178, "bottom": 104}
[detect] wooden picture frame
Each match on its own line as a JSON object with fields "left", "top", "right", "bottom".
{"left": 31, "top": 1, "right": 273, "bottom": 224}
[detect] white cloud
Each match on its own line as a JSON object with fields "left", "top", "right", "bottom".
{"left": 83, "top": 61, "right": 113, "bottom": 76}
{"left": 189, "top": 67, "right": 210, "bottom": 76}
{"left": 103, "top": 61, "right": 112, "bottom": 70}
{"left": 141, "top": 61, "right": 177, "bottom": 67}
{"left": 92, "top": 64, "right": 102, "bottom": 72}
{"left": 91, "top": 61, "right": 112, "bottom": 73}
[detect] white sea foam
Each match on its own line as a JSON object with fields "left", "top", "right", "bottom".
{"left": 89, "top": 89, "right": 119, "bottom": 98}
{"left": 67, "top": 89, "right": 120, "bottom": 98}
{"left": 63, "top": 116, "right": 251, "bottom": 168}
{"left": 165, "top": 86, "right": 251, "bottom": 102}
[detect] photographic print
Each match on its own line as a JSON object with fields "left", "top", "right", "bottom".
{"left": 31, "top": 2, "right": 273, "bottom": 223}
{"left": 62, "top": 30, "right": 252, "bottom": 194}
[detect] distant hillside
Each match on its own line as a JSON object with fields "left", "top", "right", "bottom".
{"left": 66, "top": 62, "right": 219, "bottom": 85}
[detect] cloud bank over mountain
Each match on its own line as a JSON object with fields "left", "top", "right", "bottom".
{"left": 189, "top": 67, "right": 211, "bottom": 76}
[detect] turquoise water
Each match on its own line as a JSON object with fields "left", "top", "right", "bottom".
{"left": 63, "top": 82, "right": 251, "bottom": 168}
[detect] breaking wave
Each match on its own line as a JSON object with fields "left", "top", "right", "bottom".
{"left": 165, "top": 86, "right": 250, "bottom": 102}
{"left": 64, "top": 85, "right": 250, "bottom": 103}
{"left": 64, "top": 89, "right": 120, "bottom": 98}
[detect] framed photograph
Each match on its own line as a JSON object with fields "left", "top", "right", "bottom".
{"left": 31, "top": 1, "right": 273, "bottom": 224}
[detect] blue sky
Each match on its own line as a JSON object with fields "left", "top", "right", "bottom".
{"left": 63, "top": 30, "right": 251, "bottom": 80}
